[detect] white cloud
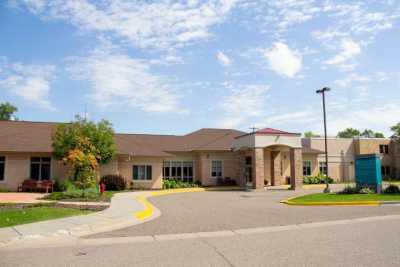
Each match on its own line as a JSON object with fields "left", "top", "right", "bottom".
{"left": 67, "top": 45, "right": 182, "bottom": 113}
{"left": 14, "top": 0, "right": 237, "bottom": 50}
{"left": 324, "top": 39, "right": 361, "bottom": 67}
{"left": 217, "top": 51, "right": 232, "bottom": 66}
{"left": 260, "top": 42, "right": 303, "bottom": 78}
{"left": 0, "top": 62, "right": 55, "bottom": 109}
{"left": 218, "top": 83, "right": 269, "bottom": 128}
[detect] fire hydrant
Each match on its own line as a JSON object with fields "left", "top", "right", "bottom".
{"left": 99, "top": 182, "right": 106, "bottom": 194}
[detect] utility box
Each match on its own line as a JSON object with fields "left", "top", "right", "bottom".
{"left": 355, "top": 154, "right": 382, "bottom": 193}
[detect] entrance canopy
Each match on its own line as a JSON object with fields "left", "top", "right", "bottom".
{"left": 232, "top": 128, "right": 302, "bottom": 150}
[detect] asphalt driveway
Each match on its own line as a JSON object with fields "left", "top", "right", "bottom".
{"left": 88, "top": 187, "right": 400, "bottom": 238}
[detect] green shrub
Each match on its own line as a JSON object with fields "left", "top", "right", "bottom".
{"left": 45, "top": 187, "right": 101, "bottom": 201}
{"left": 384, "top": 184, "right": 400, "bottom": 194}
{"left": 162, "top": 179, "right": 199, "bottom": 189}
{"left": 303, "top": 174, "right": 334, "bottom": 184}
{"left": 53, "top": 178, "right": 67, "bottom": 192}
{"left": 339, "top": 186, "right": 359, "bottom": 194}
{"left": 358, "top": 187, "right": 374, "bottom": 194}
{"left": 0, "top": 187, "right": 11, "bottom": 192}
{"left": 100, "top": 174, "right": 126, "bottom": 191}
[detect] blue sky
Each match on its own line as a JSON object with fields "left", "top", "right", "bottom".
{"left": 1, "top": 0, "right": 400, "bottom": 136}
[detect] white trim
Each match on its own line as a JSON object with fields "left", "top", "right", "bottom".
{"left": 210, "top": 159, "right": 223, "bottom": 178}
{"left": 0, "top": 156, "right": 6, "bottom": 183}
{"left": 132, "top": 165, "right": 152, "bottom": 181}
{"left": 30, "top": 157, "right": 52, "bottom": 181}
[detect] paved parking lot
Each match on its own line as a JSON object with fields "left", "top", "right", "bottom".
{"left": 89, "top": 188, "right": 400, "bottom": 238}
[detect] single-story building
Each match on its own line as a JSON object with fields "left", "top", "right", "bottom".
{"left": 0, "top": 120, "right": 399, "bottom": 191}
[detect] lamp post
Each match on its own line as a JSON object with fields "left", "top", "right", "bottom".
{"left": 316, "top": 87, "right": 331, "bottom": 193}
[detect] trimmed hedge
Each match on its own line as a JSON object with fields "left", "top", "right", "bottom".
{"left": 163, "top": 179, "right": 200, "bottom": 189}
{"left": 303, "top": 174, "right": 334, "bottom": 184}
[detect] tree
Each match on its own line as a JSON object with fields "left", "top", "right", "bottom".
{"left": 391, "top": 123, "right": 400, "bottom": 137}
{"left": 337, "top": 128, "right": 360, "bottom": 138}
{"left": 0, "top": 102, "right": 18, "bottom": 120}
{"left": 304, "top": 131, "right": 319, "bottom": 138}
{"left": 52, "top": 116, "right": 116, "bottom": 191}
{"left": 360, "top": 129, "right": 384, "bottom": 138}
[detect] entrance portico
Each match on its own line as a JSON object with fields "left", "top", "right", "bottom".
{"left": 233, "top": 128, "right": 303, "bottom": 190}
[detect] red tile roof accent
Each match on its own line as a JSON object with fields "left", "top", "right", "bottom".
{"left": 255, "top": 128, "right": 299, "bottom": 135}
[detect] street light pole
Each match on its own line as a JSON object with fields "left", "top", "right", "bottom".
{"left": 316, "top": 87, "right": 331, "bottom": 193}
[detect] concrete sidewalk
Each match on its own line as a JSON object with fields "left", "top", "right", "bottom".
{"left": 0, "top": 191, "right": 161, "bottom": 246}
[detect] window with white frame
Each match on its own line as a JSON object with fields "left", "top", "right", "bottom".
{"left": 303, "top": 161, "right": 312, "bottom": 176}
{"left": 163, "top": 161, "right": 193, "bottom": 181}
{"left": 211, "top": 160, "right": 223, "bottom": 178}
{"left": 379, "top": 144, "right": 389, "bottom": 154}
{"left": 30, "top": 157, "right": 51, "bottom": 181}
{"left": 0, "top": 156, "right": 5, "bottom": 181}
{"left": 319, "top": 162, "right": 327, "bottom": 175}
{"left": 133, "top": 165, "right": 152, "bottom": 180}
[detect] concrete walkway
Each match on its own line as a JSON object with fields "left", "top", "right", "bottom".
{"left": 0, "top": 193, "right": 47, "bottom": 203}
{"left": 0, "top": 191, "right": 161, "bottom": 246}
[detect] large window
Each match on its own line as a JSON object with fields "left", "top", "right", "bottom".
{"left": 379, "top": 144, "right": 389, "bottom": 154}
{"left": 303, "top": 161, "right": 312, "bottom": 176}
{"left": 211, "top": 160, "right": 223, "bottom": 178}
{"left": 30, "top": 157, "right": 51, "bottom": 180}
{"left": 133, "top": 165, "right": 152, "bottom": 180}
{"left": 0, "top": 156, "right": 5, "bottom": 181}
{"left": 381, "top": 166, "right": 391, "bottom": 177}
{"left": 163, "top": 161, "right": 193, "bottom": 181}
{"left": 319, "top": 162, "right": 327, "bottom": 175}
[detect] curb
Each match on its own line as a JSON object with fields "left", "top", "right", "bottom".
{"left": 133, "top": 186, "right": 241, "bottom": 221}
{"left": 280, "top": 196, "right": 400, "bottom": 206}
{"left": 133, "top": 188, "right": 207, "bottom": 221}
{"left": 281, "top": 200, "right": 381, "bottom": 206}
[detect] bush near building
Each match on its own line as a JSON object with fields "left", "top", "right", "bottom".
{"left": 163, "top": 179, "right": 200, "bottom": 189}
{"left": 303, "top": 174, "right": 334, "bottom": 184}
{"left": 100, "top": 174, "right": 126, "bottom": 191}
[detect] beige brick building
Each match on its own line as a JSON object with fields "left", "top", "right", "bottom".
{"left": 0, "top": 120, "right": 398, "bottom": 191}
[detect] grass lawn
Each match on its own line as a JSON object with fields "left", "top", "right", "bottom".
{"left": 0, "top": 205, "right": 92, "bottom": 228}
{"left": 290, "top": 193, "right": 400, "bottom": 203}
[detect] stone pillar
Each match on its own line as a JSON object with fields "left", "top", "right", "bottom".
{"left": 252, "top": 148, "right": 265, "bottom": 189}
{"left": 290, "top": 148, "right": 303, "bottom": 190}
{"left": 271, "top": 151, "right": 282, "bottom": 186}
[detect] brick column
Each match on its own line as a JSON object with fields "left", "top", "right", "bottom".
{"left": 252, "top": 148, "right": 265, "bottom": 189}
{"left": 237, "top": 151, "right": 247, "bottom": 188}
{"left": 271, "top": 151, "right": 282, "bottom": 186}
{"left": 290, "top": 148, "right": 303, "bottom": 190}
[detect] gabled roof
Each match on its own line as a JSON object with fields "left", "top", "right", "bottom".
{"left": 0, "top": 121, "right": 245, "bottom": 156}
{"left": 175, "top": 128, "right": 245, "bottom": 152}
{"left": 255, "top": 128, "right": 300, "bottom": 135}
{"left": 236, "top": 127, "right": 301, "bottom": 139}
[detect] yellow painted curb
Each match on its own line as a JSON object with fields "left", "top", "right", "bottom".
{"left": 281, "top": 200, "right": 380, "bottom": 206}
{"left": 280, "top": 198, "right": 381, "bottom": 206}
{"left": 134, "top": 188, "right": 206, "bottom": 220}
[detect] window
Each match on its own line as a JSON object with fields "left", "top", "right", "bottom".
{"left": 30, "top": 157, "right": 51, "bottom": 180}
{"left": 133, "top": 165, "right": 152, "bottom": 180}
{"left": 163, "top": 161, "right": 194, "bottom": 181}
{"left": 379, "top": 145, "right": 389, "bottom": 154}
{"left": 381, "top": 166, "right": 391, "bottom": 177}
{"left": 0, "top": 156, "right": 5, "bottom": 181}
{"left": 319, "top": 162, "right": 327, "bottom": 175}
{"left": 303, "top": 161, "right": 312, "bottom": 176}
{"left": 211, "top": 160, "right": 223, "bottom": 178}
{"left": 245, "top": 156, "right": 252, "bottom": 165}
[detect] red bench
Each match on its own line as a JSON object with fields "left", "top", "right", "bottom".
{"left": 18, "top": 180, "right": 54, "bottom": 193}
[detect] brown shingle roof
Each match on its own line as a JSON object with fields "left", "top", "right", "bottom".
{"left": 0, "top": 121, "right": 245, "bottom": 156}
